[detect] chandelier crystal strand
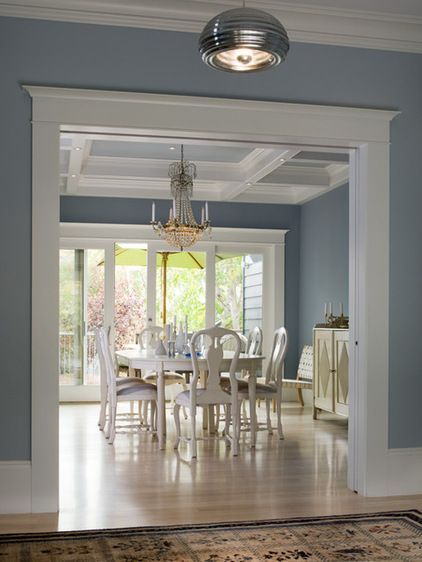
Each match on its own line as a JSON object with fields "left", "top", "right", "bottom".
{"left": 151, "top": 145, "right": 211, "bottom": 250}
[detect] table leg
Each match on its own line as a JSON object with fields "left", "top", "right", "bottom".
{"left": 248, "top": 368, "right": 257, "bottom": 448}
{"left": 200, "top": 370, "right": 209, "bottom": 431}
{"left": 157, "top": 365, "right": 166, "bottom": 450}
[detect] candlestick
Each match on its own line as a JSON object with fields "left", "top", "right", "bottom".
{"left": 324, "top": 302, "right": 327, "bottom": 317}
{"left": 340, "top": 302, "right": 343, "bottom": 316}
{"left": 328, "top": 302, "right": 332, "bottom": 315}
{"left": 152, "top": 201, "right": 155, "bottom": 222}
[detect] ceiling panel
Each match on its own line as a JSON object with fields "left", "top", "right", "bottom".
{"left": 61, "top": 133, "right": 349, "bottom": 205}
{"left": 90, "top": 140, "right": 251, "bottom": 163}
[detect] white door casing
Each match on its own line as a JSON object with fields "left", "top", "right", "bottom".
{"left": 24, "top": 86, "right": 397, "bottom": 511}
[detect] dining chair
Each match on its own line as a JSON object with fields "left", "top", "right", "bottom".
{"left": 246, "top": 326, "right": 263, "bottom": 355}
{"left": 96, "top": 328, "right": 146, "bottom": 431}
{"left": 96, "top": 327, "right": 160, "bottom": 445}
{"left": 138, "top": 325, "right": 163, "bottom": 350}
{"left": 237, "top": 327, "right": 288, "bottom": 447}
{"left": 173, "top": 326, "right": 241, "bottom": 459}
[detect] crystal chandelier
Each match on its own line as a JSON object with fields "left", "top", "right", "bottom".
{"left": 151, "top": 145, "right": 211, "bottom": 250}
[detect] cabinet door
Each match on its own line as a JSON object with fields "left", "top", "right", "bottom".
{"left": 334, "top": 330, "right": 349, "bottom": 416}
{"left": 313, "top": 330, "right": 334, "bottom": 413}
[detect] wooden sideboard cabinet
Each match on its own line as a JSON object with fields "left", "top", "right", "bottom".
{"left": 313, "top": 328, "right": 349, "bottom": 419}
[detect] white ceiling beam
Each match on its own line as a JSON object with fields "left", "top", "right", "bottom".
{"left": 77, "top": 177, "right": 223, "bottom": 200}
{"left": 83, "top": 155, "right": 242, "bottom": 181}
{"left": 327, "top": 164, "right": 350, "bottom": 188}
{"left": 222, "top": 148, "right": 300, "bottom": 200}
{"left": 65, "top": 135, "right": 90, "bottom": 194}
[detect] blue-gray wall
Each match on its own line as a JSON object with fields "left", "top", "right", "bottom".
{"left": 1, "top": 16, "right": 421, "bottom": 459}
{"left": 299, "top": 185, "right": 349, "bottom": 351}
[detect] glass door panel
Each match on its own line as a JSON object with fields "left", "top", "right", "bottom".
{"left": 215, "top": 252, "right": 263, "bottom": 336}
{"left": 59, "top": 249, "right": 83, "bottom": 386}
{"left": 59, "top": 248, "right": 104, "bottom": 386}
{"left": 85, "top": 249, "right": 105, "bottom": 384}
{"left": 114, "top": 243, "right": 148, "bottom": 349}
{"left": 155, "top": 250, "right": 206, "bottom": 331}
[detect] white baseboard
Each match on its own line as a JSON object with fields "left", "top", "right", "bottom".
{"left": 0, "top": 461, "right": 31, "bottom": 513}
{"left": 59, "top": 384, "right": 100, "bottom": 402}
{"left": 387, "top": 448, "right": 422, "bottom": 496}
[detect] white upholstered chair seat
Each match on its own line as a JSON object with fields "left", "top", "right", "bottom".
{"left": 175, "top": 388, "right": 231, "bottom": 407}
{"left": 143, "top": 371, "right": 185, "bottom": 384}
{"left": 238, "top": 380, "right": 277, "bottom": 395}
{"left": 116, "top": 376, "right": 143, "bottom": 385}
{"left": 117, "top": 381, "right": 157, "bottom": 397}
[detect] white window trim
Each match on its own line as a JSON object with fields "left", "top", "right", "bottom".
{"left": 23, "top": 86, "right": 399, "bottom": 513}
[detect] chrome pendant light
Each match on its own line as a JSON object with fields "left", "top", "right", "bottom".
{"left": 199, "top": 1, "right": 289, "bottom": 72}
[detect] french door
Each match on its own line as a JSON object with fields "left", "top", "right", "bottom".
{"left": 59, "top": 238, "right": 276, "bottom": 400}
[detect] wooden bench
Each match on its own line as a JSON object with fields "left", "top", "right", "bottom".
{"left": 282, "top": 345, "right": 313, "bottom": 406}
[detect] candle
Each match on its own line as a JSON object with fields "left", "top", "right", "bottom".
{"left": 169, "top": 208, "right": 173, "bottom": 220}
{"left": 173, "top": 199, "right": 176, "bottom": 218}
{"left": 205, "top": 201, "right": 209, "bottom": 220}
{"left": 201, "top": 206, "right": 205, "bottom": 224}
{"left": 328, "top": 302, "right": 332, "bottom": 315}
{"left": 151, "top": 201, "right": 155, "bottom": 222}
{"left": 324, "top": 302, "right": 327, "bottom": 316}
{"left": 340, "top": 302, "right": 343, "bottom": 315}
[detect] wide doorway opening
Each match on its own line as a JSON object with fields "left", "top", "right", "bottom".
{"left": 27, "top": 87, "right": 394, "bottom": 517}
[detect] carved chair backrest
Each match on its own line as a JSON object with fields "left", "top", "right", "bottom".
{"left": 265, "top": 327, "right": 288, "bottom": 387}
{"left": 221, "top": 332, "right": 247, "bottom": 353}
{"left": 190, "top": 327, "right": 241, "bottom": 401}
{"left": 246, "top": 326, "right": 263, "bottom": 356}
{"left": 138, "top": 325, "right": 163, "bottom": 350}
{"left": 96, "top": 327, "right": 117, "bottom": 396}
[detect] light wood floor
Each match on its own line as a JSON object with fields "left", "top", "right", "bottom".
{"left": 0, "top": 402, "right": 421, "bottom": 534}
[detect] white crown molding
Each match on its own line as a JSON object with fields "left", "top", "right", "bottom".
{"left": 3, "top": 0, "right": 422, "bottom": 53}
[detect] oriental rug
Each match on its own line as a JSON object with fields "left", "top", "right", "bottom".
{"left": 0, "top": 510, "right": 421, "bottom": 561}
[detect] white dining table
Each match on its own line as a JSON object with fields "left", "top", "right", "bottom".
{"left": 115, "top": 349, "right": 265, "bottom": 449}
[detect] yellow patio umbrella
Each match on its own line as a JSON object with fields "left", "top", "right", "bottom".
{"left": 100, "top": 246, "right": 238, "bottom": 325}
{"left": 113, "top": 247, "right": 206, "bottom": 326}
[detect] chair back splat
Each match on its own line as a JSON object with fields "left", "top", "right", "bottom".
{"left": 247, "top": 326, "right": 263, "bottom": 356}
{"left": 138, "top": 325, "right": 163, "bottom": 350}
{"left": 190, "top": 326, "right": 241, "bottom": 401}
{"left": 265, "top": 327, "right": 288, "bottom": 386}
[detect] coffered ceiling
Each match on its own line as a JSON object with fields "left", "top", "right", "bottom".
{"left": 1, "top": 0, "right": 421, "bottom": 53}
{"left": 60, "top": 133, "right": 349, "bottom": 205}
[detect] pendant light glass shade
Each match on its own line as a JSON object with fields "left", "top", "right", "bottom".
{"left": 199, "top": 8, "right": 289, "bottom": 72}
